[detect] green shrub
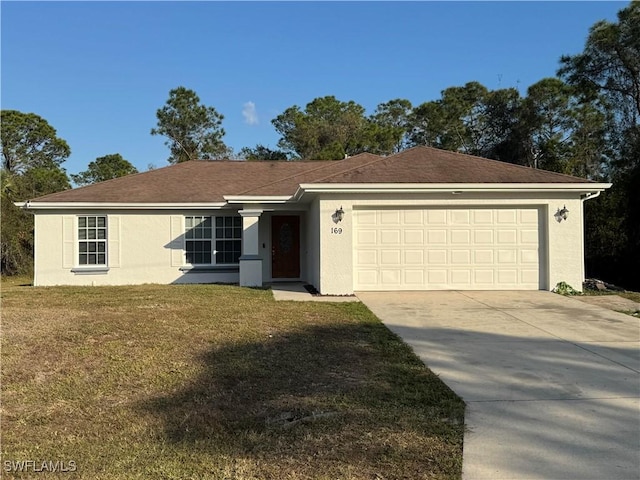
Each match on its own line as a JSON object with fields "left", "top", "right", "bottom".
{"left": 553, "top": 281, "right": 581, "bottom": 296}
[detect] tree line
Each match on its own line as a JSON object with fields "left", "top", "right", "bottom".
{"left": 146, "top": 79, "right": 616, "bottom": 180}
{"left": 1, "top": 2, "right": 638, "bottom": 288}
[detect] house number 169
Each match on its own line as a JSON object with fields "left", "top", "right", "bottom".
{"left": 331, "top": 227, "right": 343, "bottom": 234}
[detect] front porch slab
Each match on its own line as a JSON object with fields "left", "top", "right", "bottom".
{"left": 270, "top": 283, "right": 359, "bottom": 302}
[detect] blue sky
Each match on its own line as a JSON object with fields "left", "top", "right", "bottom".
{"left": 1, "top": 1, "right": 626, "bottom": 177}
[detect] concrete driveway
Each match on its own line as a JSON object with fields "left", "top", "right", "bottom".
{"left": 357, "top": 291, "right": 640, "bottom": 480}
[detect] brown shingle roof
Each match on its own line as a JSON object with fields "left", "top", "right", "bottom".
{"left": 238, "top": 152, "right": 384, "bottom": 196}
{"left": 314, "top": 147, "right": 591, "bottom": 184}
{"left": 30, "top": 147, "right": 593, "bottom": 203}
{"left": 31, "top": 160, "right": 319, "bottom": 203}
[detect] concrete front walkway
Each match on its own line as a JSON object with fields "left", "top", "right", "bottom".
{"left": 357, "top": 291, "right": 640, "bottom": 480}
{"left": 270, "top": 282, "right": 359, "bottom": 302}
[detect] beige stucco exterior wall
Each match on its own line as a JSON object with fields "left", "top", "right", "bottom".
{"left": 33, "top": 210, "right": 240, "bottom": 286}
{"left": 317, "top": 197, "right": 354, "bottom": 295}
{"left": 32, "top": 193, "right": 589, "bottom": 293}
{"left": 315, "top": 192, "right": 588, "bottom": 295}
{"left": 545, "top": 197, "right": 585, "bottom": 291}
{"left": 306, "top": 198, "right": 321, "bottom": 290}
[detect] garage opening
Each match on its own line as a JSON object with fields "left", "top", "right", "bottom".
{"left": 353, "top": 207, "right": 544, "bottom": 291}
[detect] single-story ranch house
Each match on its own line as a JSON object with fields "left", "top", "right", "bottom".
{"left": 19, "top": 146, "right": 610, "bottom": 294}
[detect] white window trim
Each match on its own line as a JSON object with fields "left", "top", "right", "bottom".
{"left": 71, "top": 266, "right": 110, "bottom": 274}
{"left": 75, "top": 215, "right": 108, "bottom": 269}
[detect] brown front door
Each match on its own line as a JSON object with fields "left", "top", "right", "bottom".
{"left": 271, "top": 215, "right": 300, "bottom": 278}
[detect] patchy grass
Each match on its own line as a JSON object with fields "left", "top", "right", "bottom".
{"left": 580, "top": 287, "right": 640, "bottom": 317}
{"left": 1, "top": 279, "right": 464, "bottom": 479}
{"left": 619, "top": 291, "right": 640, "bottom": 303}
{"left": 618, "top": 292, "right": 640, "bottom": 317}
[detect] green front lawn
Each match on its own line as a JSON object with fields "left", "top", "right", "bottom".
{"left": 1, "top": 278, "right": 464, "bottom": 479}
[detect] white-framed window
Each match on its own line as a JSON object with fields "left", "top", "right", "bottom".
{"left": 185, "top": 216, "right": 242, "bottom": 265}
{"left": 78, "top": 216, "right": 107, "bottom": 265}
{"left": 214, "top": 216, "right": 242, "bottom": 264}
{"left": 185, "top": 216, "right": 213, "bottom": 264}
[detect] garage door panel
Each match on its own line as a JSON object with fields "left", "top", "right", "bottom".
{"left": 497, "top": 229, "right": 517, "bottom": 244}
{"left": 475, "top": 230, "right": 494, "bottom": 244}
{"left": 380, "top": 230, "right": 401, "bottom": 244}
{"left": 521, "top": 249, "right": 538, "bottom": 264}
{"left": 451, "top": 230, "right": 471, "bottom": 244}
{"left": 404, "top": 229, "right": 424, "bottom": 244}
{"left": 428, "top": 270, "right": 448, "bottom": 284}
{"left": 404, "top": 250, "right": 424, "bottom": 265}
{"left": 451, "top": 210, "right": 471, "bottom": 224}
{"left": 357, "top": 210, "right": 377, "bottom": 225}
{"left": 380, "top": 210, "right": 401, "bottom": 225}
{"left": 428, "top": 229, "right": 447, "bottom": 243}
{"left": 427, "top": 210, "right": 447, "bottom": 224}
{"left": 357, "top": 230, "right": 377, "bottom": 245}
{"left": 473, "top": 210, "right": 494, "bottom": 224}
{"left": 497, "top": 269, "right": 518, "bottom": 284}
{"left": 354, "top": 208, "right": 541, "bottom": 290}
{"left": 521, "top": 269, "right": 539, "bottom": 284}
{"left": 451, "top": 270, "right": 472, "bottom": 285}
{"left": 356, "top": 250, "right": 377, "bottom": 266}
{"left": 497, "top": 209, "right": 518, "bottom": 223}
{"left": 498, "top": 249, "right": 517, "bottom": 264}
{"left": 451, "top": 250, "right": 471, "bottom": 264}
{"left": 474, "top": 269, "right": 495, "bottom": 284}
{"left": 404, "top": 270, "right": 425, "bottom": 285}
{"left": 428, "top": 250, "right": 447, "bottom": 264}
{"left": 357, "top": 270, "right": 378, "bottom": 286}
{"left": 520, "top": 209, "right": 538, "bottom": 224}
{"left": 521, "top": 229, "right": 538, "bottom": 244}
{"left": 380, "top": 269, "right": 401, "bottom": 285}
{"left": 380, "top": 250, "right": 401, "bottom": 265}
{"left": 403, "top": 210, "right": 424, "bottom": 224}
{"left": 475, "top": 250, "right": 494, "bottom": 264}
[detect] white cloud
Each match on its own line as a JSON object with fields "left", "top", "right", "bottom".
{"left": 242, "top": 101, "right": 259, "bottom": 125}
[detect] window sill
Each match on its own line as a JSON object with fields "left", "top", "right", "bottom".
{"left": 179, "top": 265, "right": 239, "bottom": 273}
{"left": 71, "top": 267, "right": 110, "bottom": 275}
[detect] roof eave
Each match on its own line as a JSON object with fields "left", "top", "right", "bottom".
{"left": 16, "top": 201, "right": 230, "bottom": 211}
{"left": 296, "top": 182, "right": 612, "bottom": 196}
{"left": 17, "top": 182, "right": 613, "bottom": 210}
{"left": 224, "top": 195, "right": 293, "bottom": 204}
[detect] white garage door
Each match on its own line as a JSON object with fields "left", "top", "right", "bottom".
{"left": 354, "top": 207, "right": 541, "bottom": 290}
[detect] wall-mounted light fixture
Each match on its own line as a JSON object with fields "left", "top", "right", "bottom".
{"left": 555, "top": 205, "right": 569, "bottom": 223}
{"left": 332, "top": 206, "right": 345, "bottom": 224}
